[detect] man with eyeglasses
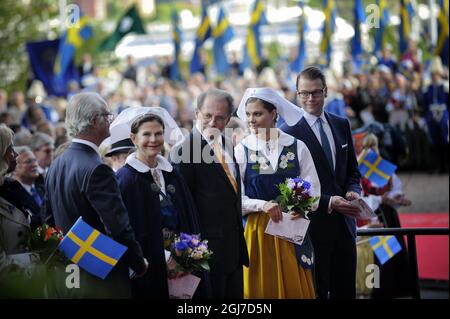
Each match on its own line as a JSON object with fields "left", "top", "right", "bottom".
{"left": 281, "top": 66, "right": 362, "bottom": 299}
{"left": 44, "top": 92, "right": 148, "bottom": 298}
{"left": 0, "top": 146, "right": 43, "bottom": 231}
{"left": 173, "top": 88, "right": 249, "bottom": 299}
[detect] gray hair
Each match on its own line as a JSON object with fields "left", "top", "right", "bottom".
{"left": 197, "top": 88, "right": 234, "bottom": 115}
{"left": 29, "top": 132, "right": 54, "bottom": 151}
{"left": 13, "top": 145, "right": 33, "bottom": 156}
{"left": 65, "top": 92, "right": 108, "bottom": 137}
{"left": 0, "top": 124, "right": 14, "bottom": 184}
{"left": 13, "top": 128, "right": 32, "bottom": 147}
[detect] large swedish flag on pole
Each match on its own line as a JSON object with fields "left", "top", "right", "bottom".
{"left": 351, "top": 0, "right": 365, "bottom": 71}
{"left": 54, "top": 15, "right": 93, "bottom": 81}
{"left": 374, "top": 0, "right": 390, "bottom": 53}
{"left": 289, "top": 1, "right": 308, "bottom": 74}
{"left": 319, "top": 0, "right": 337, "bottom": 66}
{"left": 369, "top": 236, "right": 402, "bottom": 265}
{"left": 241, "top": 0, "right": 268, "bottom": 71}
{"left": 434, "top": 0, "right": 449, "bottom": 66}
{"left": 213, "top": 7, "right": 234, "bottom": 76}
{"left": 170, "top": 10, "right": 183, "bottom": 81}
{"left": 358, "top": 149, "right": 397, "bottom": 187}
{"left": 190, "top": 1, "right": 212, "bottom": 74}
{"left": 399, "top": 0, "right": 415, "bottom": 54}
{"left": 58, "top": 217, "right": 128, "bottom": 279}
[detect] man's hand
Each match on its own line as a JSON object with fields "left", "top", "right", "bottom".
{"left": 345, "top": 191, "right": 360, "bottom": 201}
{"left": 331, "top": 196, "right": 360, "bottom": 217}
{"left": 263, "top": 201, "right": 283, "bottom": 222}
{"left": 135, "top": 258, "right": 149, "bottom": 278}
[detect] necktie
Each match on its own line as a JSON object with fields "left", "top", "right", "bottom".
{"left": 151, "top": 168, "right": 162, "bottom": 190}
{"left": 213, "top": 140, "right": 238, "bottom": 193}
{"left": 317, "top": 118, "right": 334, "bottom": 171}
{"left": 30, "top": 186, "right": 42, "bottom": 208}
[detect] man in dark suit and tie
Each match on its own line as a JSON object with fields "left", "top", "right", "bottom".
{"left": 281, "top": 66, "right": 361, "bottom": 299}
{"left": 44, "top": 92, "right": 147, "bottom": 298}
{"left": 173, "top": 88, "right": 249, "bottom": 299}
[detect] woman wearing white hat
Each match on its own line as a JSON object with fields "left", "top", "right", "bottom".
{"left": 113, "top": 107, "right": 206, "bottom": 298}
{"left": 235, "top": 88, "right": 320, "bottom": 298}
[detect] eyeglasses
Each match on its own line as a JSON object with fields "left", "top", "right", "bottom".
{"left": 18, "top": 158, "right": 37, "bottom": 165}
{"left": 198, "top": 110, "right": 229, "bottom": 124}
{"left": 296, "top": 88, "right": 326, "bottom": 99}
{"left": 98, "top": 113, "right": 114, "bottom": 122}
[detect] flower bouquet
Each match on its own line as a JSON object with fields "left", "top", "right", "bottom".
{"left": 275, "top": 177, "right": 319, "bottom": 219}
{"left": 166, "top": 233, "right": 213, "bottom": 299}
{"left": 29, "top": 224, "right": 65, "bottom": 264}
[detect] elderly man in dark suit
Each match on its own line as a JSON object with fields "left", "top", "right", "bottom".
{"left": 172, "top": 88, "right": 249, "bottom": 299}
{"left": 44, "top": 92, "right": 147, "bottom": 298}
{"left": 281, "top": 66, "right": 361, "bottom": 299}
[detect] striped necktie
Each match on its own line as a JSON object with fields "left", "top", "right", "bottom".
{"left": 317, "top": 118, "right": 334, "bottom": 171}
{"left": 213, "top": 140, "right": 238, "bottom": 193}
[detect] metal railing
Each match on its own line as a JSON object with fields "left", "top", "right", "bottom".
{"left": 356, "top": 227, "right": 449, "bottom": 299}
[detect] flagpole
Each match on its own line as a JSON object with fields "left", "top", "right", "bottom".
{"left": 59, "top": 0, "right": 67, "bottom": 32}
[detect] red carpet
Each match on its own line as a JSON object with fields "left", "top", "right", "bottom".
{"left": 399, "top": 213, "right": 449, "bottom": 281}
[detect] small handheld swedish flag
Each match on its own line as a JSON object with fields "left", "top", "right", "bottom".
{"left": 369, "top": 236, "right": 402, "bottom": 265}
{"left": 58, "top": 217, "right": 127, "bottom": 279}
{"left": 358, "top": 149, "right": 397, "bottom": 187}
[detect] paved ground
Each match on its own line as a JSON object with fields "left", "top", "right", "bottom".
{"left": 397, "top": 173, "right": 449, "bottom": 213}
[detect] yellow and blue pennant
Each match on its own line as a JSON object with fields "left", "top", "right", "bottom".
{"left": 319, "top": 0, "right": 336, "bottom": 66}
{"left": 54, "top": 15, "right": 92, "bottom": 79}
{"left": 213, "top": 7, "right": 234, "bottom": 76}
{"left": 242, "top": 0, "right": 267, "bottom": 70}
{"left": 58, "top": 217, "right": 128, "bottom": 279}
{"left": 369, "top": 236, "right": 402, "bottom": 265}
{"left": 190, "top": 1, "right": 212, "bottom": 74}
{"left": 289, "top": 0, "right": 308, "bottom": 73}
{"left": 358, "top": 149, "right": 397, "bottom": 187}
{"left": 399, "top": 0, "right": 415, "bottom": 54}
{"left": 351, "top": 0, "right": 366, "bottom": 71}
{"left": 374, "top": 0, "right": 390, "bottom": 53}
{"left": 434, "top": 0, "right": 449, "bottom": 66}
{"left": 170, "top": 10, "right": 183, "bottom": 81}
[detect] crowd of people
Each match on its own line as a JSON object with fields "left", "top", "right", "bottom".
{"left": 0, "top": 41, "right": 448, "bottom": 298}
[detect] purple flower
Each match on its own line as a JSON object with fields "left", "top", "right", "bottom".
{"left": 302, "top": 181, "right": 311, "bottom": 190}
{"left": 180, "top": 233, "right": 192, "bottom": 242}
{"left": 293, "top": 177, "right": 303, "bottom": 184}
{"left": 175, "top": 241, "right": 188, "bottom": 251}
{"left": 287, "top": 179, "right": 296, "bottom": 190}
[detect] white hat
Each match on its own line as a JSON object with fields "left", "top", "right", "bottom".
{"left": 237, "top": 87, "right": 304, "bottom": 126}
{"left": 103, "top": 123, "right": 135, "bottom": 157}
{"left": 106, "top": 106, "right": 184, "bottom": 146}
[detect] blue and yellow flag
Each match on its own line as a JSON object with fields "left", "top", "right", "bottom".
{"left": 190, "top": 2, "right": 212, "bottom": 74}
{"left": 434, "top": 0, "right": 449, "bottom": 66}
{"left": 213, "top": 7, "right": 234, "bottom": 76}
{"left": 54, "top": 15, "right": 93, "bottom": 80}
{"left": 58, "top": 217, "right": 128, "bottom": 279}
{"left": 374, "top": 0, "right": 390, "bottom": 53}
{"left": 369, "top": 236, "right": 402, "bottom": 265}
{"left": 351, "top": 0, "right": 365, "bottom": 71}
{"left": 289, "top": 1, "right": 308, "bottom": 73}
{"left": 320, "top": 0, "right": 336, "bottom": 66}
{"left": 358, "top": 149, "right": 397, "bottom": 187}
{"left": 170, "top": 10, "right": 183, "bottom": 81}
{"left": 241, "top": 0, "right": 268, "bottom": 71}
{"left": 399, "top": 0, "right": 415, "bottom": 54}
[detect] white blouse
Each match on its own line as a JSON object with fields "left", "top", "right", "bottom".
{"left": 235, "top": 129, "right": 321, "bottom": 215}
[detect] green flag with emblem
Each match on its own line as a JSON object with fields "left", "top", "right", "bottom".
{"left": 99, "top": 5, "right": 146, "bottom": 52}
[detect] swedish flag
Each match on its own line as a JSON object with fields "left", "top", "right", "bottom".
{"left": 434, "top": 0, "right": 449, "bottom": 66}
{"left": 369, "top": 236, "right": 402, "bottom": 265}
{"left": 54, "top": 15, "right": 93, "bottom": 80}
{"left": 170, "top": 10, "right": 183, "bottom": 81}
{"left": 358, "top": 149, "right": 397, "bottom": 187}
{"left": 58, "top": 217, "right": 128, "bottom": 279}
{"left": 190, "top": 2, "right": 212, "bottom": 74}
{"left": 351, "top": 0, "right": 365, "bottom": 71}
{"left": 374, "top": 0, "right": 390, "bottom": 53}
{"left": 241, "top": 0, "right": 267, "bottom": 70}
{"left": 213, "top": 7, "right": 234, "bottom": 76}
{"left": 399, "top": 0, "right": 415, "bottom": 54}
{"left": 289, "top": 1, "right": 308, "bottom": 74}
{"left": 320, "top": 0, "right": 337, "bottom": 66}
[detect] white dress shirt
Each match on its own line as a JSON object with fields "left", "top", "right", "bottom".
{"left": 125, "top": 152, "right": 173, "bottom": 196}
{"left": 303, "top": 112, "right": 336, "bottom": 170}
{"left": 235, "top": 129, "right": 321, "bottom": 215}
{"left": 72, "top": 138, "right": 102, "bottom": 158}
